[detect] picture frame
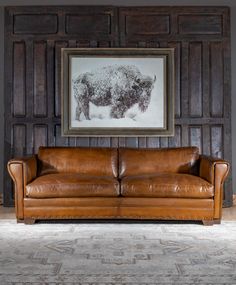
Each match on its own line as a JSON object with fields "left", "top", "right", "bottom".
{"left": 61, "top": 48, "right": 175, "bottom": 137}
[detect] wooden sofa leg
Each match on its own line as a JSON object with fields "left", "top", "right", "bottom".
{"left": 24, "top": 218, "right": 36, "bottom": 225}
{"left": 202, "top": 220, "right": 214, "bottom": 226}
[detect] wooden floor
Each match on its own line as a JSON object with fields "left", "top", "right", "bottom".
{"left": 1, "top": 199, "right": 236, "bottom": 220}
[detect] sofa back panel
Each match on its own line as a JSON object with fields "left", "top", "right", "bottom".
{"left": 37, "top": 147, "right": 118, "bottom": 177}
{"left": 119, "top": 147, "right": 199, "bottom": 178}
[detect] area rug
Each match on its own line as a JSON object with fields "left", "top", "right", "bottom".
{"left": 0, "top": 220, "right": 236, "bottom": 284}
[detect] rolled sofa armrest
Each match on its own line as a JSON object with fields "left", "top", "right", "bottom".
{"left": 199, "top": 155, "right": 230, "bottom": 219}
{"left": 7, "top": 156, "right": 37, "bottom": 220}
{"left": 199, "top": 155, "right": 230, "bottom": 185}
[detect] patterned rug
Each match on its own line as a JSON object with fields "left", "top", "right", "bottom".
{"left": 0, "top": 220, "right": 236, "bottom": 285}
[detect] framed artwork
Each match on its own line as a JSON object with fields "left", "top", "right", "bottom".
{"left": 61, "top": 48, "right": 175, "bottom": 136}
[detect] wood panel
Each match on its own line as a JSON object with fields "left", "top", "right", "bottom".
{"left": 125, "top": 14, "right": 170, "bottom": 35}
{"left": 55, "top": 41, "right": 68, "bottom": 117}
{"left": 4, "top": 6, "right": 232, "bottom": 207}
{"left": 168, "top": 42, "right": 181, "bottom": 118}
{"left": 66, "top": 14, "right": 112, "bottom": 35}
{"left": 33, "top": 125, "right": 48, "bottom": 153}
{"left": 189, "top": 126, "right": 202, "bottom": 153}
{"left": 211, "top": 125, "right": 223, "bottom": 158}
{"left": 119, "top": 6, "right": 232, "bottom": 207}
{"left": 55, "top": 125, "right": 69, "bottom": 146}
{"left": 178, "top": 14, "right": 223, "bottom": 35}
{"left": 33, "top": 42, "right": 47, "bottom": 117}
{"left": 210, "top": 42, "right": 224, "bottom": 117}
{"left": 13, "top": 42, "right": 26, "bottom": 117}
{"left": 13, "top": 14, "right": 58, "bottom": 34}
{"left": 189, "top": 42, "right": 202, "bottom": 117}
{"left": 13, "top": 124, "right": 26, "bottom": 156}
{"left": 4, "top": 6, "right": 118, "bottom": 206}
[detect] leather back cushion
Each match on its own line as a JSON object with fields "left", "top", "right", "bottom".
{"left": 119, "top": 147, "right": 199, "bottom": 178}
{"left": 38, "top": 147, "right": 118, "bottom": 177}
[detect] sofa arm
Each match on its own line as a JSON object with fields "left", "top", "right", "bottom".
{"left": 7, "top": 156, "right": 37, "bottom": 220}
{"left": 199, "top": 155, "right": 229, "bottom": 185}
{"left": 199, "top": 155, "right": 230, "bottom": 219}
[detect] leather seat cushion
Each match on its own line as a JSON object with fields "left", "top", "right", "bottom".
{"left": 26, "top": 174, "right": 119, "bottom": 198}
{"left": 121, "top": 173, "right": 214, "bottom": 198}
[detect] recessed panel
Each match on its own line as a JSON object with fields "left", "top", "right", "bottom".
{"left": 189, "top": 43, "right": 203, "bottom": 117}
{"left": 125, "top": 15, "right": 170, "bottom": 35}
{"left": 169, "top": 125, "right": 181, "bottom": 147}
{"left": 211, "top": 126, "right": 223, "bottom": 158}
{"left": 189, "top": 126, "right": 202, "bottom": 153}
{"left": 210, "top": 42, "right": 224, "bottom": 117}
{"left": 13, "top": 124, "right": 26, "bottom": 156}
{"left": 168, "top": 42, "right": 181, "bottom": 117}
{"left": 55, "top": 41, "right": 68, "bottom": 117}
{"left": 66, "top": 14, "right": 111, "bottom": 35}
{"left": 14, "top": 14, "right": 58, "bottom": 34}
{"left": 178, "top": 15, "right": 222, "bottom": 35}
{"left": 147, "top": 137, "right": 160, "bottom": 148}
{"left": 76, "top": 137, "right": 90, "bottom": 147}
{"left": 97, "top": 137, "right": 111, "bottom": 147}
{"left": 13, "top": 42, "right": 26, "bottom": 117}
{"left": 33, "top": 42, "right": 47, "bottom": 117}
{"left": 126, "top": 137, "right": 139, "bottom": 148}
{"left": 33, "top": 125, "right": 48, "bottom": 153}
{"left": 55, "top": 125, "right": 69, "bottom": 146}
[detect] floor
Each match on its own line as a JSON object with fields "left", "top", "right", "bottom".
{"left": 1, "top": 199, "right": 236, "bottom": 284}
{"left": 1, "top": 197, "right": 236, "bottom": 220}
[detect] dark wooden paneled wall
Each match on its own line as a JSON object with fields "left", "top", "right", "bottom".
{"left": 4, "top": 6, "right": 232, "bottom": 206}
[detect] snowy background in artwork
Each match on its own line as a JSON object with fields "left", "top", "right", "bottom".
{"left": 70, "top": 57, "right": 164, "bottom": 128}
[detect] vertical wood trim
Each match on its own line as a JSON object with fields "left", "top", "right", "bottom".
{"left": 181, "top": 125, "right": 189, "bottom": 147}
{"left": 160, "top": 137, "right": 168, "bottom": 148}
{"left": 111, "top": 137, "right": 119, "bottom": 147}
{"left": 118, "top": 137, "right": 126, "bottom": 147}
{"left": 25, "top": 41, "right": 34, "bottom": 118}
{"left": 55, "top": 41, "right": 68, "bottom": 117}
{"left": 13, "top": 124, "right": 26, "bottom": 156}
{"left": 189, "top": 126, "right": 202, "bottom": 153}
{"left": 202, "top": 125, "right": 210, "bottom": 155}
{"left": 97, "top": 137, "right": 111, "bottom": 147}
{"left": 33, "top": 42, "right": 47, "bottom": 117}
{"left": 76, "top": 137, "right": 90, "bottom": 147}
{"left": 90, "top": 137, "right": 98, "bottom": 147}
{"left": 168, "top": 42, "right": 181, "bottom": 117}
{"left": 189, "top": 42, "right": 202, "bottom": 117}
{"left": 55, "top": 125, "right": 69, "bottom": 146}
{"left": 33, "top": 124, "right": 48, "bottom": 153}
{"left": 169, "top": 125, "right": 181, "bottom": 147}
{"left": 147, "top": 137, "right": 160, "bottom": 148}
{"left": 138, "top": 137, "right": 147, "bottom": 148}
{"left": 211, "top": 125, "right": 223, "bottom": 158}
{"left": 181, "top": 42, "right": 189, "bottom": 118}
{"left": 126, "top": 137, "right": 139, "bottom": 148}
{"left": 202, "top": 42, "right": 210, "bottom": 118}
{"left": 13, "top": 42, "right": 26, "bottom": 117}
{"left": 46, "top": 41, "right": 56, "bottom": 147}
{"left": 26, "top": 124, "right": 33, "bottom": 155}
{"left": 210, "top": 42, "right": 224, "bottom": 117}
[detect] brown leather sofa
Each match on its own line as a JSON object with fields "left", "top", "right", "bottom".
{"left": 7, "top": 146, "right": 229, "bottom": 225}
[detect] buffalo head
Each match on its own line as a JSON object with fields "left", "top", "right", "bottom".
{"left": 133, "top": 75, "right": 156, "bottom": 112}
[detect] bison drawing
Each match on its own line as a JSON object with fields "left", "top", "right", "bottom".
{"left": 72, "top": 64, "right": 156, "bottom": 121}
